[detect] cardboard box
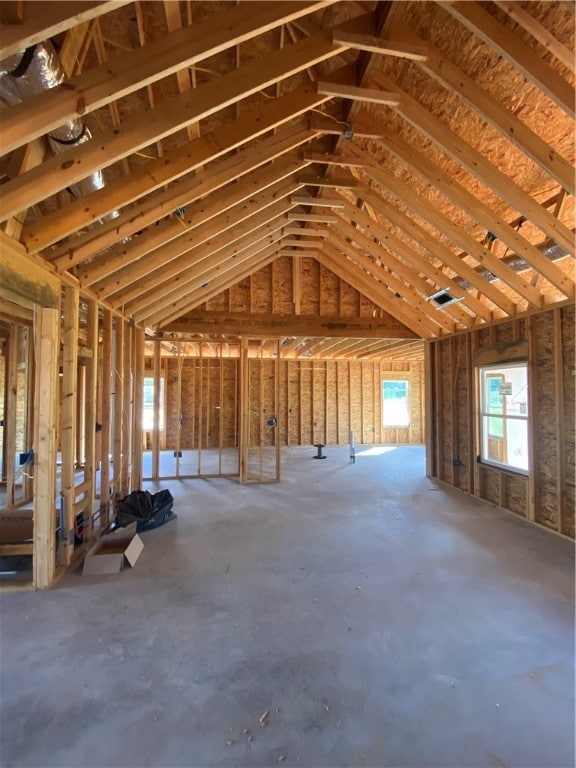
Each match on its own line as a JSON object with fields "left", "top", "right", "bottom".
{"left": 82, "top": 523, "right": 144, "bottom": 576}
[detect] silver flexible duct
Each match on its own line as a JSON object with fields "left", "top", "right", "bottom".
{"left": 453, "top": 242, "right": 571, "bottom": 290}
{"left": 0, "top": 42, "right": 117, "bottom": 219}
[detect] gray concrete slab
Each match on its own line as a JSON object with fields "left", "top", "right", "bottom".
{"left": 1, "top": 446, "right": 574, "bottom": 768}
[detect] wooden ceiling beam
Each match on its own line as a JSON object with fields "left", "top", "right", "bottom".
{"left": 126, "top": 223, "right": 288, "bottom": 318}
{"left": 331, "top": 30, "right": 428, "bottom": 60}
{"left": 0, "top": 23, "right": 357, "bottom": 222}
{"left": 27, "top": 86, "right": 330, "bottom": 255}
{"left": 0, "top": 1, "right": 335, "bottom": 156}
{"left": 315, "top": 245, "right": 435, "bottom": 338}
{"left": 443, "top": 1, "right": 575, "bottom": 118}
{"left": 105, "top": 202, "right": 296, "bottom": 308}
{"left": 409, "top": 30, "right": 575, "bottom": 194}
{"left": 302, "top": 152, "right": 367, "bottom": 167}
{"left": 88, "top": 184, "right": 300, "bottom": 303}
{"left": 370, "top": 72, "right": 575, "bottom": 256}
{"left": 352, "top": 146, "right": 564, "bottom": 308}
{"left": 364, "top": 132, "right": 575, "bottom": 300}
{"left": 334, "top": 209, "right": 476, "bottom": 328}
{"left": 162, "top": 311, "right": 417, "bottom": 339}
{"left": 317, "top": 81, "right": 400, "bottom": 105}
{"left": 151, "top": 246, "right": 282, "bottom": 329}
{"left": 77, "top": 145, "right": 311, "bottom": 284}
{"left": 80, "top": 173, "right": 300, "bottom": 292}
{"left": 336, "top": 198, "right": 492, "bottom": 323}
{"left": 493, "top": 1, "right": 575, "bottom": 73}
{"left": 329, "top": 228, "right": 458, "bottom": 334}
{"left": 343, "top": 180, "right": 516, "bottom": 316}
{"left": 0, "top": 1, "right": 130, "bottom": 59}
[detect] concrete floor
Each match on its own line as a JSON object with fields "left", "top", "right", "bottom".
{"left": 0, "top": 446, "right": 574, "bottom": 768}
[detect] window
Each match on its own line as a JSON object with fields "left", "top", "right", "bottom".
{"left": 382, "top": 380, "right": 410, "bottom": 427}
{"left": 479, "top": 363, "right": 528, "bottom": 473}
{"left": 143, "top": 376, "right": 164, "bottom": 431}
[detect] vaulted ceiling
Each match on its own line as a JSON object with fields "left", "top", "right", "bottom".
{"left": 0, "top": 0, "right": 574, "bottom": 358}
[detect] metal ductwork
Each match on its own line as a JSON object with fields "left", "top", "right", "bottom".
{"left": 0, "top": 42, "right": 117, "bottom": 220}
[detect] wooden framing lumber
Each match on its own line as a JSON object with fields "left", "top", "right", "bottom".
{"left": 0, "top": 231, "right": 60, "bottom": 309}
{"left": 317, "top": 80, "right": 401, "bottom": 105}
{"left": 1, "top": 1, "right": 334, "bottom": 156}
{"left": 155, "top": 247, "right": 281, "bottom": 329}
{"left": 444, "top": 2, "right": 575, "bottom": 118}
{"left": 331, "top": 30, "right": 428, "bottom": 60}
{"left": 0, "top": 25, "right": 355, "bottom": 222}
{"left": 368, "top": 132, "right": 575, "bottom": 298}
{"left": 370, "top": 72, "right": 575, "bottom": 256}
{"left": 413, "top": 36, "right": 575, "bottom": 194}
{"left": 356, "top": 159, "right": 558, "bottom": 307}
{"left": 29, "top": 87, "right": 329, "bottom": 257}
{"left": 32, "top": 307, "right": 59, "bottom": 589}
{"left": 0, "top": 1, "right": 130, "bottom": 60}
{"left": 61, "top": 286, "right": 79, "bottom": 563}
{"left": 162, "top": 311, "right": 417, "bottom": 338}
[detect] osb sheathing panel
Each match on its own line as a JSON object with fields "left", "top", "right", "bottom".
{"left": 454, "top": 335, "right": 472, "bottom": 494}
{"left": 430, "top": 306, "right": 575, "bottom": 538}
{"left": 532, "top": 311, "right": 558, "bottom": 530}
{"left": 439, "top": 339, "right": 454, "bottom": 483}
{"left": 561, "top": 304, "right": 575, "bottom": 538}
{"left": 357, "top": 1, "right": 575, "bottom": 308}
{"left": 198, "top": 257, "right": 383, "bottom": 319}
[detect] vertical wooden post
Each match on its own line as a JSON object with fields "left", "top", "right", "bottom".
{"left": 33, "top": 308, "right": 59, "bottom": 590}
{"left": 335, "top": 361, "right": 340, "bottom": 444}
{"left": 324, "top": 360, "right": 329, "bottom": 446}
{"left": 293, "top": 256, "right": 301, "bottom": 315}
{"left": 152, "top": 338, "right": 160, "bottom": 480}
{"left": 360, "top": 362, "right": 365, "bottom": 445}
{"left": 5, "top": 323, "right": 18, "bottom": 508}
{"left": 424, "top": 341, "right": 435, "bottom": 478}
{"left": 219, "top": 344, "right": 224, "bottom": 475}
{"left": 525, "top": 316, "right": 537, "bottom": 522}
{"left": 450, "top": 337, "right": 458, "bottom": 487}
{"left": 121, "top": 320, "right": 132, "bottom": 493}
{"left": 175, "top": 348, "right": 183, "bottom": 477}
{"left": 311, "top": 360, "right": 315, "bottom": 445}
{"left": 100, "top": 309, "right": 112, "bottom": 525}
{"left": 61, "top": 287, "right": 79, "bottom": 562}
{"left": 259, "top": 344, "right": 264, "bottom": 481}
{"left": 114, "top": 317, "right": 125, "bottom": 495}
{"left": 465, "top": 332, "right": 475, "bottom": 494}
{"left": 274, "top": 340, "right": 280, "bottom": 481}
{"left": 84, "top": 299, "right": 98, "bottom": 535}
{"left": 198, "top": 344, "right": 203, "bottom": 475}
{"left": 285, "top": 360, "right": 290, "bottom": 447}
{"left": 131, "top": 327, "right": 144, "bottom": 490}
{"left": 553, "top": 308, "right": 566, "bottom": 534}
{"left": 24, "top": 326, "right": 35, "bottom": 501}
{"left": 239, "top": 338, "right": 249, "bottom": 483}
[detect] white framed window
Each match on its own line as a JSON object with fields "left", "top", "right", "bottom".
{"left": 478, "top": 362, "right": 528, "bottom": 473}
{"left": 382, "top": 380, "right": 410, "bottom": 427}
{"left": 143, "top": 376, "right": 165, "bottom": 431}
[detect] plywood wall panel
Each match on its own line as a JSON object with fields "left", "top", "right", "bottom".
{"left": 339, "top": 281, "right": 360, "bottom": 317}
{"left": 325, "top": 361, "right": 338, "bottom": 445}
{"left": 229, "top": 277, "right": 251, "bottom": 313}
{"left": 562, "top": 304, "right": 575, "bottom": 538}
{"left": 299, "top": 362, "right": 313, "bottom": 446}
{"left": 428, "top": 306, "right": 575, "bottom": 538}
{"left": 320, "top": 266, "right": 340, "bottom": 316}
{"left": 301, "top": 259, "right": 320, "bottom": 316}
{"left": 273, "top": 258, "right": 294, "bottom": 315}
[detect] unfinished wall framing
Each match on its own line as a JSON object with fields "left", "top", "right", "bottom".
{"left": 427, "top": 304, "right": 575, "bottom": 538}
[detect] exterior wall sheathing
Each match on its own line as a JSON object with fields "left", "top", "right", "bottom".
{"left": 156, "top": 358, "right": 424, "bottom": 450}
{"left": 428, "top": 305, "right": 575, "bottom": 538}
